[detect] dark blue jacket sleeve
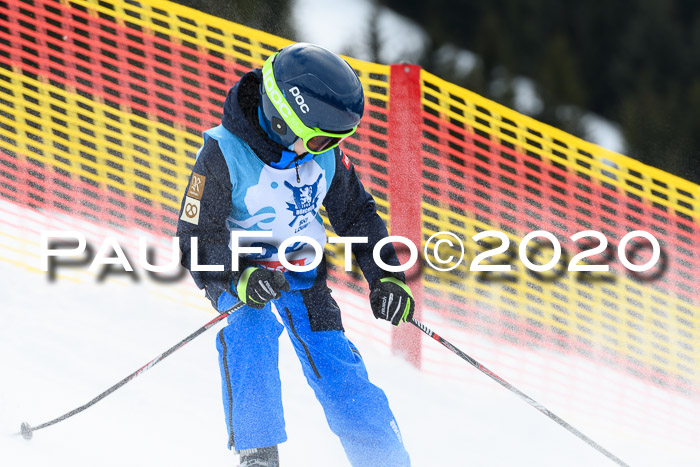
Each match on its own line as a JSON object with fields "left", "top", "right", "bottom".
{"left": 177, "top": 138, "right": 253, "bottom": 301}
{"left": 323, "top": 148, "right": 405, "bottom": 286}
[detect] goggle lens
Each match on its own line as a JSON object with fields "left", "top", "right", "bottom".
{"left": 306, "top": 134, "right": 346, "bottom": 153}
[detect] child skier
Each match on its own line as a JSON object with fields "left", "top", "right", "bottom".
{"left": 177, "top": 42, "right": 414, "bottom": 467}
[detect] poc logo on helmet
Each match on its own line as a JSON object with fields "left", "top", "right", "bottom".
{"left": 263, "top": 67, "right": 303, "bottom": 132}
{"left": 289, "top": 86, "right": 310, "bottom": 114}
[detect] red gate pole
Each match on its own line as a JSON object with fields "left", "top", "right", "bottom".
{"left": 387, "top": 63, "right": 423, "bottom": 367}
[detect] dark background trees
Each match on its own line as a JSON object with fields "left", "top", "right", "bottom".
{"left": 172, "top": 0, "right": 295, "bottom": 41}
{"left": 379, "top": 0, "right": 700, "bottom": 183}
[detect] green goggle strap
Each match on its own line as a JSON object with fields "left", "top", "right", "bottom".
{"left": 262, "top": 52, "right": 357, "bottom": 154}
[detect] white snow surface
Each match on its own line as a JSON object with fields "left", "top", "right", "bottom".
{"left": 1, "top": 200, "right": 698, "bottom": 466}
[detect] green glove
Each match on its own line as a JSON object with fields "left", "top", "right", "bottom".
{"left": 236, "top": 267, "right": 290, "bottom": 309}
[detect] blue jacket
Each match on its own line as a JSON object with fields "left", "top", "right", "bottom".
{"left": 177, "top": 69, "right": 402, "bottom": 327}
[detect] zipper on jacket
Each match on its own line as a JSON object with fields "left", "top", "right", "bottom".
{"left": 294, "top": 159, "right": 300, "bottom": 183}
{"left": 284, "top": 307, "right": 320, "bottom": 379}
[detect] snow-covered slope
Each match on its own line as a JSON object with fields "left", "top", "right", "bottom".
{"left": 0, "top": 202, "right": 697, "bottom": 466}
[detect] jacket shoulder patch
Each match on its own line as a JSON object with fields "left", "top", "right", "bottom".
{"left": 187, "top": 173, "right": 206, "bottom": 200}
{"left": 180, "top": 196, "right": 201, "bottom": 225}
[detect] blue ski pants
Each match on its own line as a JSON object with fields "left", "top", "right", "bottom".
{"left": 215, "top": 289, "right": 411, "bottom": 467}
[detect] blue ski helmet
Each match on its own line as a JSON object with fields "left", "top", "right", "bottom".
{"left": 259, "top": 42, "right": 365, "bottom": 149}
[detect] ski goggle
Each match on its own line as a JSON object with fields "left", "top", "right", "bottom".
{"left": 262, "top": 52, "right": 357, "bottom": 154}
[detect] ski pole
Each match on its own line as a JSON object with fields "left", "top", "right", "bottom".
{"left": 410, "top": 317, "right": 630, "bottom": 467}
{"left": 19, "top": 301, "right": 244, "bottom": 440}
